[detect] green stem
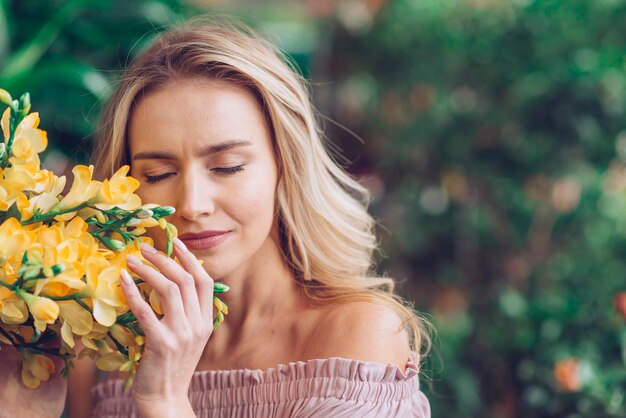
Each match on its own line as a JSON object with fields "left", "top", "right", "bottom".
{"left": 46, "top": 293, "right": 85, "bottom": 301}
{"left": 0, "top": 279, "right": 14, "bottom": 290}
{"left": 22, "top": 346, "right": 73, "bottom": 360}
{"left": 107, "top": 332, "right": 129, "bottom": 356}
{"left": 75, "top": 298, "right": 93, "bottom": 314}
{"left": 4, "top": 109, "right": 22, "bottom": 162}
{"left": 21, "top": 201, "right": 89, "bottom": 225}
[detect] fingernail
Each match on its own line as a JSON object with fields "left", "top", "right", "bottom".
{"left": 139, "top": 243, "right": 158, "bottom": 254}
{"left": 120, "top": 268, "right": 133, "bottom": 285}
{"left": 126, "top": 254, "right": 143, "bottom": 266}
{"left": 173, "top": 237, "right": 189, "bottom": 253}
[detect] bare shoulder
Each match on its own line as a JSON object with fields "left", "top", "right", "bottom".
{"left": 304, "top": 300, "right": 411, "bottom": 370}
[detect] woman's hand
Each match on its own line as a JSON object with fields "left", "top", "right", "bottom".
{"left": 0, "top": 344, "right": 67, "bottom": 418}
{"left": 120, "top": 238, "right": 214, "bottom": 418}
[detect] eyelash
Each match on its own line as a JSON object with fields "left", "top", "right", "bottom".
{"left": 144, "top": 165, "right": 245, "bottom": 184}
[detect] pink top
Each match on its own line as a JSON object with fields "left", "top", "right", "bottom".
{"left": 91, "top": 353, "right": 430, "bottom": 417}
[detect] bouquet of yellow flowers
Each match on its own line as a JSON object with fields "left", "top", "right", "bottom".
{"left": 0, "top": 89, "right": 229, "bottom": 388}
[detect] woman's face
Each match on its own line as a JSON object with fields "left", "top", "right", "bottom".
{"left": 128, "top": 78, "right": 279, "bottom": 280}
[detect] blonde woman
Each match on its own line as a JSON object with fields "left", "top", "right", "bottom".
{"left": 0, "top": 19, "right": 431, "bottom": 418}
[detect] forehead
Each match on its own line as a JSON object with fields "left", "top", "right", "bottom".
{"left": 128, "top": 78, "right": 271, "bottom": 155}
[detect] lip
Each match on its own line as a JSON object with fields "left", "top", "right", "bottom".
{"left": 179, "top": 230, "right": 231, "bottom": 250}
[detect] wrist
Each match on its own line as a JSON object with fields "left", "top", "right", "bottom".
{"left": 134, "top": 395, "right": 194, "bottom": 418}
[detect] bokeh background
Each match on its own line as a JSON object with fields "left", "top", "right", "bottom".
{"left": 2, "top": 0, "right": 626, "bottom": 416}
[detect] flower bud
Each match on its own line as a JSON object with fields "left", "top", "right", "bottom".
{"left": 134, "top": 209, "right": 153, "bottom": 219}
{"left": 51, "top": 264, "right": 65, "bottom": 275}
{"left": 96, "top": 212, "right": 108, "bottom": 224}
{"left": 0, "top": 89, "right": 12, "bottom": 107}
{"left": 126, "top": 217, "right": 141, "bottom": 227}
{"left": 213, "top": 296, "right": 229, "bottom": 315}
{"left": 130, "top": 227, "right": 146, "bottom": 236}
{"left": 23, "top": 266, "right": 41, "bottom": 280}
{"left": 213, "top": 310, "right": 224, "bottom": 330}
{"left": 19, "top": 92, "right": 31, "bottom": 115}
{"left": 153, "top": 206, "right": 175, "bottom": 217}
{"left": 17, "top": 290, "right": 60, "bottom": 324}
{"left": 165, "top": 222, "right": 178, "bottom": 239}
{"left": 101, "top": 236, "right": 126, "bottom": 252}
{"left": 213, "top": 282, "right": 230, "bottom": 293}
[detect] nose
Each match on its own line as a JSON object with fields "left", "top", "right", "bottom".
{"left": 176, "top": 169, "right": 215, "bottom": 221}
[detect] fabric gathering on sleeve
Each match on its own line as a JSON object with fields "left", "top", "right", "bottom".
{"left": 91, "top": 352, "right": 431, "bottom": 418}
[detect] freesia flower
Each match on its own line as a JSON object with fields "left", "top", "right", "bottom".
{"left": 21, "top": 351, "right": 56, "bottom": 389}
{"left": 53, "top": 165, "right": 101, "bottom": 218}
{"left": 17, "top": 290, "right": 60, "bottom": 330}
{"left": 0, "top": 287, "right": 28, "bottom": 324}
{"left": 85, "top": 256, "right": 126, "bottom": 326}
{"left": 58, "top": 300, "right": 93, "bottom": 348}
{"left": 0, "top": 89, "right": 217, "bottom": 388}
{"left": 93, "top": 165, "right": 141, "bottom": 211}
{"left": 0, "top": 217, "right": 35, "bottom": 260}
{"left": 10, "top": 126, "right": 47, "bottom": 162}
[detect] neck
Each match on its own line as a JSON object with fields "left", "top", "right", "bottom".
{"left": 204, "top": 235, "right": 307, "bottom": 360}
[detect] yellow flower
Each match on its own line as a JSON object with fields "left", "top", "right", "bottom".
{"left": 93, "top": 165, "right": 142, "bottom": 211}
{"left": 58, "top": 300, "right": 93, "bottom": 336}
{"left": 10, "top": 126, "right": 47, "bottom": 161}
{"left": 213, "top": 296, "right": 229, "bottom": 315}
{"left": 0, "top": 168, "right": 35, "bottom": 212}
{"left": 1, "top": 109, "right": 47, "bottom": 166}
{"left": 27, "top": 219, "right": 95, "bottom": 298}
{"left": 110, "top": 324, "right": 135, "bottom": 347}
{"left": 96, "top": 351, "right": 127, "bottom": 372}
{"left": 149, "top": 289, "right": 163, "bottom": 315}
{"left": 1, "top": 107, "right": 11, "bottom": 141}
{"left": 0, "top": 89, "right": 11, "bottom": 107}
{"left": 58, "top": 299, "right": 94, "bottom": 348}
{"left": 53, "top": 165, "right": 101, "bottom": 217}
{"left": 19, "top": 168, "right": 65, "bottom": 220}
{"left": 0, "top": 287, "right": 28, "bottom": 324}
{"left": 21, "top": 351, "right": 56, "bottom": 389}
{"left": 0, "top": 217, "right": 35, "bottom": 260}
{"left": 85, "top": 256, "right": 126, "bottom": 326}
{"left": 17, "top": 290, "right": 60, "bottom": 330}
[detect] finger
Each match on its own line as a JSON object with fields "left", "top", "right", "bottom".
{"left": 125, "top": 253, "right": 186, "bottom": 321}
{"left": 119, "top": 268, "right": 165, "bottom": 338}
{"left": 172, "top": 237, "right": 214, "bottom": 321}
{"left": 137, "top": 243, "right": 201, "bottom": 320}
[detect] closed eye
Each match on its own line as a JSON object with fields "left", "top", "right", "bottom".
{"left": 145, "top": 173, "right": 175, "bottom": 184}
{"left": 212, "top": 165, "right": 245, "bottom": 175}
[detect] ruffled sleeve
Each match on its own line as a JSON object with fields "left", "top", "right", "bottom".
{"left": 91, "top": 352, "right": 430, "bottom": 418}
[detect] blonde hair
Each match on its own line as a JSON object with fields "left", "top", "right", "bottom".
{"left": 91, "top": 18, "right": 430, "bottom": 361}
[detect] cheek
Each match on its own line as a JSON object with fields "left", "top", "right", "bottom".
{"left": 231, "top": 173, "right": 277, "bottom": 233}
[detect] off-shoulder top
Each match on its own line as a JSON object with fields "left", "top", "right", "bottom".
{"left": 91, "top": 352, "right": 430, "bottom": 417}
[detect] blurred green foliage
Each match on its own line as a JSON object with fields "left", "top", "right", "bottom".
{"left": 0, "top": 0, "right": 201, "bottom": 164}
{"left": 3, "top": 0, "right": 626, "bottom": 417}
{"left": 322, "top": 0, "right": 626, "bottom": 416}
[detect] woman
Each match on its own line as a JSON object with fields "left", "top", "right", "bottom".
{"left": 1, "top": 19, "right": 431, "bottom": 418}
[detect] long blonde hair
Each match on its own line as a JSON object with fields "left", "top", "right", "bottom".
{"left": 91, "top": 18, "right": 430, "bottom": 361}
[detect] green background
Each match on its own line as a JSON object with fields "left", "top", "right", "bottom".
{"left": 2, "top": 0, "right": 626, "bottom": 416}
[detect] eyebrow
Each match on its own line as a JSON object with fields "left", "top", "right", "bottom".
{"left": 131, "top": 139, "right": 252, "bottom": 161}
